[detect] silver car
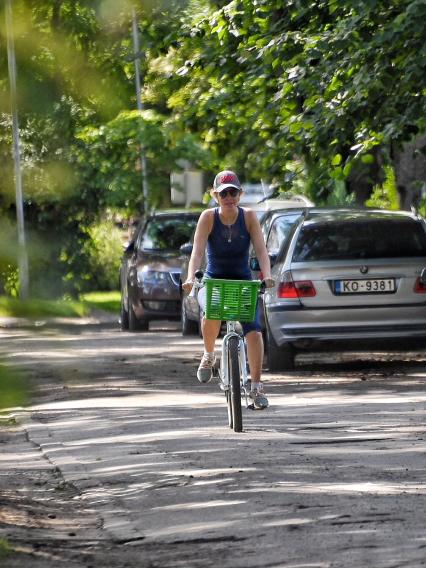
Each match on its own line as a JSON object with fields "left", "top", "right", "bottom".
{"left": 263, "top": 209, "right": 426, "bottom": 370}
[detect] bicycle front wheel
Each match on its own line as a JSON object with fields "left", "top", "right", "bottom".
{"left": 228, "top": 335, "right": 242, "bottom": 432}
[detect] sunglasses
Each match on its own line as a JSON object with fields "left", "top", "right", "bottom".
{"left": 217, "top": 187, "right": 241, "bottom": 199}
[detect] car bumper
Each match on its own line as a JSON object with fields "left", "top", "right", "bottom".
{"left": 266, "top": 303, "right": 426, "bottom": 344}
{"left": 133, "top": 299, "right": 181, "bottom": 320}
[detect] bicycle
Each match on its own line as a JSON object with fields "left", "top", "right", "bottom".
{"left": 193, "top": 271, "right": 264, "bottom": 432}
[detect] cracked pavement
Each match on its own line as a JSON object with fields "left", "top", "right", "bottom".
{"left": 1, "top": 317, "right": 425, "bottom": 567}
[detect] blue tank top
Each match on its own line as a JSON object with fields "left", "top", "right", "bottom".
{"left": 205, "top": 207, "right": 252, "bottom": 279}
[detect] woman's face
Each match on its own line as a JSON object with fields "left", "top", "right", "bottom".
{"left": 215, "top": 187, "right": 242, "bottom": 209}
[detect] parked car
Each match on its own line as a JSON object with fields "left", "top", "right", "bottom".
{"left": 120, "top": 210, "right": 201, "bottom": 331}
{"left": 249, "top": 207, "right": 309, "bottom": 329}
{"left": 179, "top": 196, "right": 313, "bottom": 336}
{"left": 260, "top": 208, "right": 426, "bottom": 370}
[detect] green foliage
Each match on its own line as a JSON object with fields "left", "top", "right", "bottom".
{"left": 1, "top": 0, "right": 425, "bottom": 301}
{"left": 325, "top": 180, "right": 356, "bottom": 208}
{"left": 2, "top": 265, "right": 19, "bottom": 297}
{"left": 365, "top": 166, "right": 400, "bottom": 210}
{"left": 83, "top": 219, "right": 123, "bottom": 291}
{"left": 147, "top": 0, "right": 426, "bottom": 195}
{"left": 75, "top": 110, "right": 211, "bottom": 212}
{"left": 1, "top": 0, "right": 206, "bottom": 300}
{"left": 0, "top": 363, "right": 27, "bottom": 411}
{"left": 0, "top": 217, "right": 19, "bottom": 295}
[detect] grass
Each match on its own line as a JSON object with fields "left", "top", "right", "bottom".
{"left": 79, "top": 290, "right": 120, "bottom": 313}
{"left": 0, "top": 290, "right": 120, "bottom": 318}
{"left": 0, "top": 538, "right": 12, "bottom": 559}
{"left": 0, "top": 364, "right": 28, "bottom": 410}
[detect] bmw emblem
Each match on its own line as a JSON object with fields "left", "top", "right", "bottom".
{"left": 360, "top": 265, "right": 368, "bottom": 274}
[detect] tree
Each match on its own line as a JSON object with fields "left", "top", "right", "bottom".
{"left": 0, "top": 0, "right": 207, "bottom": 296}
{"left": 146, "top": 0, "right": 426, "bottom": 201}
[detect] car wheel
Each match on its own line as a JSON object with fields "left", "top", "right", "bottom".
{"left": 266, "top": 325, "right": 295, "bottom": 371}
{"left": 181, "top": 299, "right": 199, "bottom": 336}
{"left": 120, "top": 295, "right": 129, "bottom": 330}
{"left": 128, "top": 298, "right": 149, "bottom": 332}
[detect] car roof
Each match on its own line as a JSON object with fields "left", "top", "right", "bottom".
{"left": 302, "top": 208, "right": 421, "bottom": 224}
{"left": 259, "top": 206, "right": 309, "bottom": 222}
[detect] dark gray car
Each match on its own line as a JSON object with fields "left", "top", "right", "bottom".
{"left": 120, "top": 210, "right": 200, "bottom": 331}
{"left": 262, "top": 208, "right": 426, "bottom": 370}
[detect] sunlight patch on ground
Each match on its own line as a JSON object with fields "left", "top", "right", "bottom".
{"left": 29, "top": 391, "right": 223, "bottom": 411}
{"left": 232, "top": 480, "right": 426, "bottom": 495}
{"left": 143, "top": 519, "right": 237, "bottom": 539}
{"left": 151, "top": 499, "right": 246, "bottom": 511}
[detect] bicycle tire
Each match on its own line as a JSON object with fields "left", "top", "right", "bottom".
{"left": 228, "top": 335, "right": 242, "bottom": 432}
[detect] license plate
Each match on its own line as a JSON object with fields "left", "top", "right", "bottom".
{"left": 334, "top": 278, "right": 396, "bottom": 294}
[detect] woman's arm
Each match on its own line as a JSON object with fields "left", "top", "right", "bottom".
{"left": 182, "top": 209, "right": 213, "bottom": 292}
{"left": 245, "top": 209, "right": 274, "bottom": 286}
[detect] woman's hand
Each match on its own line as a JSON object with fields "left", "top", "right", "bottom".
{"left": 263, "top": 278, "right": 275, "bottom": 289}
{"left": 182, "top": 280, "right": 194, "bottom": 293}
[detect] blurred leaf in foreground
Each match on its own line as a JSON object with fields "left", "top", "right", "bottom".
{"left": 0, "top": 362, "right": 28, "bottom": 411}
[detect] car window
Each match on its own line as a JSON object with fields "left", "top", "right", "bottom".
{"left": 292, "top": 219, "right": 426, "bottom": 261}
{"left": 266, "top": 213, "right": 301, "bottom": 253}
{"left": 139, "top": 217, "right": 198, "bottom": 251}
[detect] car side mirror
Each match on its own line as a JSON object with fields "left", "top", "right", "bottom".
{"left": 124, "top": 241, "right": 135, "bottom": 253}
{"left": 420, "top": 267, "right": 426, "bottom": 284}
{"left": 269, "top": 253, "right": 278, "bottom": 267}
{"left": 180, "top": 243, "right": 193, "bottom": 255}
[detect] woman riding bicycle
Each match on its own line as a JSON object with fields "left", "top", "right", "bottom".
{"left": 182, "top": 170, "right": 275, "bottom": 409}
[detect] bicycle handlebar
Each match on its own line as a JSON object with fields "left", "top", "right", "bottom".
{"left": 193, "top": 271, "right": 266, "bottom": 294}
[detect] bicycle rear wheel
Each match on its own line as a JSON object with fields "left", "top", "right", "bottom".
{"left": 228, "top": 335, "right": 242, "bottom": 432}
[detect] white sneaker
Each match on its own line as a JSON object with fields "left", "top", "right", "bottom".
{"left": 249, "top": 386, "right": 269, "bottom": 409}
{"left": 197, "top": 353, "right": 216, "bottom": 384}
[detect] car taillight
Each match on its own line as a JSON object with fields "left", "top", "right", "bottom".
{"left": 278, "top": 279, "right": 316, "bottom": 298}
{"left": 414, "top": 277, "right": 426, "bottom": 293}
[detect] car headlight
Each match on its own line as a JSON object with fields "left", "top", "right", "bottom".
{"left": 137, "top": 268, "right": 169, "bottom": 285}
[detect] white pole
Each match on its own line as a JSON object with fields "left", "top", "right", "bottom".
{"left": 5, "top": 0, "right": 29, "bottom": 299}
{"left": 132, "top": 8, "right": 149, "bottom": 212}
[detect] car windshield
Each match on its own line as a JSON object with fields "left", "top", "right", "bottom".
{"left": 141, "top": 217, "right": 198, "bottom": 251}
{"left": 292, "top": 218, "right": 426, "bottom": 261}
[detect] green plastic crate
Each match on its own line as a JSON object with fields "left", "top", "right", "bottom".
{"left": 204, "top": 278, "right": 261, "bottom": 322}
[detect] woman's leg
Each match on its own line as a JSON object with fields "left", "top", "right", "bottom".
{"left": 197, "top": 318, "right": 221, "bottom": 383}
{"left": 245, "top": 330, "right": 264, "bottom": 381}
{"left": 201, "top": 318, "right": 221, "bottom": 352}
{"left": 246, "top": 330, "right": 268, "bottom": 408}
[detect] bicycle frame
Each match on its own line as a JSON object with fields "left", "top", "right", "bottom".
{"left": 219, "top": 321, "right": 251, "bottom": 407}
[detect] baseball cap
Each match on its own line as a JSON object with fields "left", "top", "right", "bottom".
{"left": 212, "top": 170, "right": 242, "bottom": 192}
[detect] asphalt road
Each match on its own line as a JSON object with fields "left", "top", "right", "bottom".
{"left": 1, "top": 317, "right": 425, "bottom": 567}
